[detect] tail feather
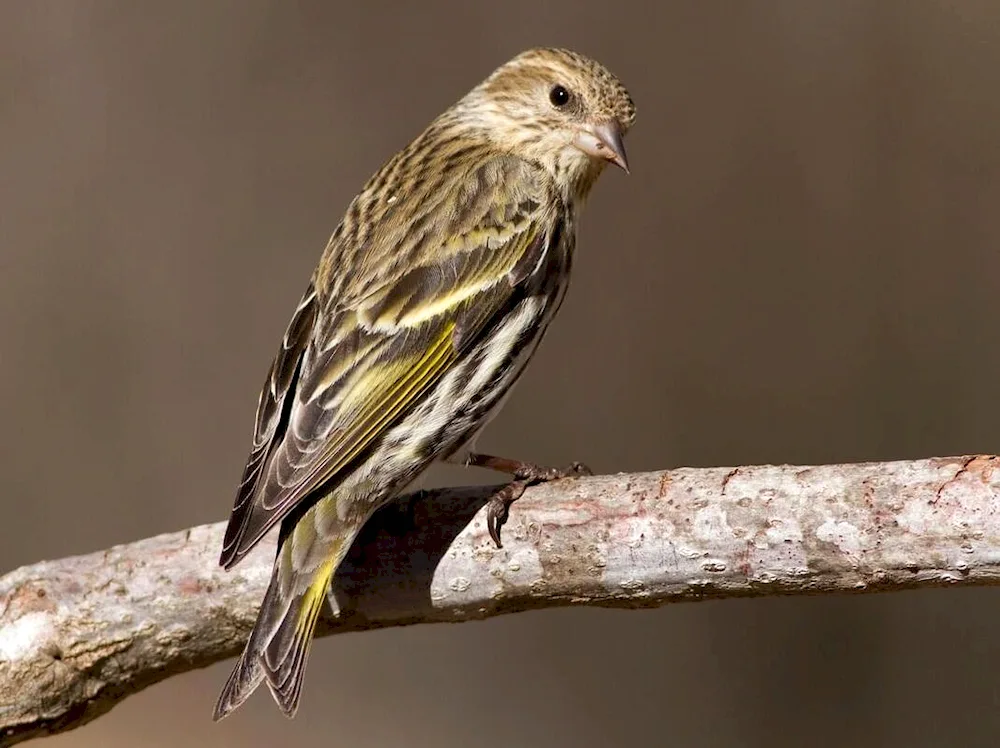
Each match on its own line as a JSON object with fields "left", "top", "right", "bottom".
{"left": 212, "top": 565, "right": 292, "bottom": 721}
{"left": 213, "top": 514, "right": 352, "bottom": 720}
{"left": 213, "top": 647, "right": 265, "bottom": 720}
{"left": 262, "top": 560, "right": 335, "bottom": 717}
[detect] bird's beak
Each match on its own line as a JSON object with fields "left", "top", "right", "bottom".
{"left": 574, "top": 120, "right": 629, "bottom": 173}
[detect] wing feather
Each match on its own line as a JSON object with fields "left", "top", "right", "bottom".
{"left": 220, "top": 155, "right": 557, "bottom": 568}
{"left": 220, "top": 285, "right": 318, "bottom": 565}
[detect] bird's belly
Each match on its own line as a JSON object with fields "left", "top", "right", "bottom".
{"left": 437, "top": 334, "right": 535, "bottom": 465}
{"left": 331, "top": 293, "right": 556, "bottom": 518}
{"left": 390, "top": 293, "right": 552, "bottom": 464}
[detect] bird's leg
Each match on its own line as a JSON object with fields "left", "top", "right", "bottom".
{"left": 462, "top": 452, "right": 593, "bottom": 548}
{"left": 463, "top": 453, "right": 592, "bottom": 482}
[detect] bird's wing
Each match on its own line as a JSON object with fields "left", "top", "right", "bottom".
{"left": 220, "top": 155, "right": 558, "bottom": 568}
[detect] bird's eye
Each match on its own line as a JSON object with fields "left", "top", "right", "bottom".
{"left": 549, "top": 84, "right": 570, "bottom": 108}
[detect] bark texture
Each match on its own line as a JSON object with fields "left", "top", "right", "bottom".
{"left": 2, "top": 455, "right": 999, "bottom": 745}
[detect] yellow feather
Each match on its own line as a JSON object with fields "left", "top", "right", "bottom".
{"left": 296, "top": 554, "right": 337, "bottom": 635}
{"left": 394, "top": 284, "right": 494, "bottom": 329}
{"left": 307, "top": 322, "right": 457, "bottom": 484}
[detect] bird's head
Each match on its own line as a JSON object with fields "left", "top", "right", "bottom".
{"left": 456, "top": 48, "right": 636, "bottom": 200}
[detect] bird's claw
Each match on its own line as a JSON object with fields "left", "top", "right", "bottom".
{"left": 486, "top": 480, "right": 529, "bottom": 548}
{"left": 486, "top": 461, "right": 592, "bottom": 548}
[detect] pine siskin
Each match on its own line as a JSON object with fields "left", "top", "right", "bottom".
{"left": 213, "top": 47, "right": 635, "bottom": 720}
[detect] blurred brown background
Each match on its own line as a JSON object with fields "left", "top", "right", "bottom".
{"left": 2, "top": 1, "right": 999, "bottom": 746}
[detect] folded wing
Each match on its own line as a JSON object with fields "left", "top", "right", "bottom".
{"left": 219, "top": 156, "right": 557, "bottom": 568}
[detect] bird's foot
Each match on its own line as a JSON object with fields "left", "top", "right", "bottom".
{"left": 467, "top": 453, "right": 593, "bottom": 547}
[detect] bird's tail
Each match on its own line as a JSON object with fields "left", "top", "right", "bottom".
{"left": 213, "top": 512, "right": 355, "bottom": 720}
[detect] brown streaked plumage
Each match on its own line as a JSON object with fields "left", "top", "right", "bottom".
{"left": 213, "top": 47, "right": 635, "bottom": 720}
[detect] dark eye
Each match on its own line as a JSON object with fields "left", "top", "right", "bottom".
{"left": 549, "top": 84, "right": 570, "bottom": 108}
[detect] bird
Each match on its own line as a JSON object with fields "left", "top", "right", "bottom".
{"left": 212, "top": 46, "right": 635, "bottom": 720}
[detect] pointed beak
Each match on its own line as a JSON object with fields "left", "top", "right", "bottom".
{"left": 574, "top": 119, "right": 629, "bottom": 173}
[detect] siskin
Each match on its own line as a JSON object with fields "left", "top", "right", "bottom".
{"left": 213, "top": 47, "right": 635, "bottom": 720}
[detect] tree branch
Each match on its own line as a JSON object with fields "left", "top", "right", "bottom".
{"left": 2, "top": 455, "right": 999, "bottom": 744}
